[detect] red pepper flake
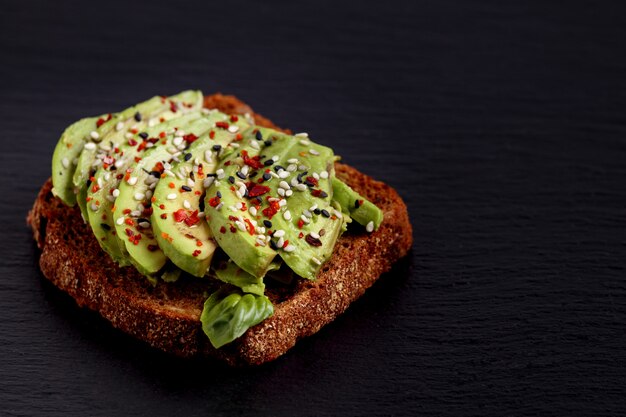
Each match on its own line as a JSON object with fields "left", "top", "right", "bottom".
{"left": 298, "top": 232, "right": 304, "bottom": 239}
{"left": 241, "top": 150, "right": 264, "bottom": 170}
{"left": 130, "top": 128, "right": 138, "bottom": 134}
{"left": 147, "top": 244, "right": 159, "bottom": 252}
{"left": 235, "top": 133, "right": 243, "bottom": 141}
{"left": 230, "top": 225, "right": 237, "bottom": 233}
{"left": 194, "top": 190, "right": 201, "bottom": 196}
{"left": 95, "top": 113, "right": 113, "bottom": 128}
{"left": 125, "top": 218, "right": 134, "bottom": 226}
{"left": 174, "top": 209, "right": 201, "bottom": 227}
{"left": 173, "top": 209, "right": 187, "bottom": 223}
{"left": 283, "top": 239, "right": 289, "bottom": 249}
{"left": 262, "top": 199, "right": 281, "bottom": 219}
{"left": 192, "top": 249, "right": 201, "bottom": 257}
{"left": 247, "top": 183, "right": 270, "bottom": 197}
{"left": 169, "top": 101, "right": 178, "bottom": 113}
{"left": 122, "top": 208, "right": 131, "bottom": 215}
{"left": 228, "top": 215, "right": 238, "bottom": 222}
{"left": 168, "top": 182, "right": 175, "bottom": 189}
{"left": 91, "top": 184, "right": 100, "bottom": 193}
{"left": 311, "top": 189, "right": 328, "bottom": 198}
{"left": 215, "top": 121, "right": 229, "bottom": 129}
{"left": 137, "top": 141, "right": 147, "bottom": 152}
{"left": 220, "top": 226, "right": 227, "bottom": 234}
{"left": 306, "top": 176, "right": 319, "bottom": 186}
{"left": 160, "top": 213, "right": 167, "bottom": 219}
{"left": 150, "top": 196, "right": 156, "bottom": 203}
{"left": 230, "top": 114, "right": 239, "bottom": 122}
{"left": 240, "top": 202, "right": 247, "bottom": 212}
{"left": 209, "top": 130, "right": 215, "bottom": 139}
{"left": 125, "top": 228, "right": 133, "bottom": 237}
{"left": 159, "top": 204, "right": 165, "bottom": 209}
{"left": 297, "top": 219, "right": 304, "bottom": 229}
{"left": 244, "top": 218, "right": 255, "bottom": 235}
{"left": 159, "top": 131, "right": 166, "bottom": 139}
{"left": 183, "top": 133, "right": 198, "bottom": 144}
{"left": 209, "top": 196, "right": 221, "bottom": 207}
{"left": 196, "top": 240, "right": 203, "bottom": 247}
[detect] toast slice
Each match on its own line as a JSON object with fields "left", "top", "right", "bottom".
{"left": 27, "top": 93, "right": 413, "bottom": 366}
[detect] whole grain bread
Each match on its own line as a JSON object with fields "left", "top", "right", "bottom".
{"left": 27, "top": 93, "right": 413, "bottom": 366}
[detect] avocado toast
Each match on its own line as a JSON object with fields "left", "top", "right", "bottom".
{"left": 28, "top": 92, "right": 413, "bottom": 365}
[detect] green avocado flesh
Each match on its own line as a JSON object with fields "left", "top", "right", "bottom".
{"left": 50, "top": 92, "right": 385, "bottom": 348}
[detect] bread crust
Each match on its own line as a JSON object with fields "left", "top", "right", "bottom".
{"left": 27, "top": 94, "right": 413, "bottom": 365}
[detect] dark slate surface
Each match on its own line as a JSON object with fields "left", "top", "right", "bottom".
{"left": 1, "top": 0, "right": 625, "bottom": 415}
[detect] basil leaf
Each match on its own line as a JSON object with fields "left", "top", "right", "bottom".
{"left": 200, "top": 288, "right": 274, "bottom": 348}
{"left": 214, "top": 261, "right": 265, "bottom": 296}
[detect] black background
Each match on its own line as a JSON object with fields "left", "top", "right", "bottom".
{"left": 1, "top": 0, "right": 626, "bottom": 416}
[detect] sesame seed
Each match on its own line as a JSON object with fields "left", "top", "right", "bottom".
{"left": 287, "top": 158, "right": 299, "bottom": 164}
{"left": 278, "top": 199, "right": 287, "bottom": 207}
{"left": 131, "top": 210, "right": 141, "bottom": 217}
{"left": 134, "top": 112, "right": 142, "bottom": 122}
{"left": 321, "top": 209, "right": 330, "bottom": 217}
{"left": 116, "top": 217, "right": 124, "bottom": 225}
{"left": 215, "top": 202, "right": 224, "bottom": 210}
{"left": 235, "top": 191, "right": 243, "bottom": 199}
{"left": 310, "top": 231, "right": 320, "bottom": 239}
{"left": 175, "top": 130, "right": 185, "bottom": 137}
{"left": 138, "top": 221, "right": 150, "bottom": 228}
{"left": 279, "top": 181, "right": 290, "bottom": 190}
{"left": 366, "top": 221, "right": 374, "bottom": 233}
{"left": 333, "top": 209, "right": 343, "bottom": 218}
{"left": 309, "top": 204, "right": 318, "bottom": 211}
{"left": 125, "top": 132, "right": 133, "bottom": 140}
{"left": 84, "top": 142, "right": 96, "bottom": 150}
{"left": 236, "top": 171, "right": 246, "bottom": 180}
{"left": 187, "top": 178, "right": 195, "bottom": 187}
{"left": 276, "top": 236, "right": 285, "bottom": 248}
{"left": 167, "top": 193, "right": 177, "bottom": 200}
{"left": 277, "top": 188, "right": 285, "bottom": 197}
{"left": 235, "top": 202, "right": 243, "bottom": 209}
{"left": 303, "top": 210, "right": 313, "bottom": 218}
{"left": 216, "top": 169, "right": 225, "bottom": 179}
{"left": 61, "top": 158, "right": 69, "bottom": 169}
{"left": 148, "top": 118, "right": 158, "bottom": 127}
{"left": 212, "top": 144, "right": 222, "bottom": 151}
{"left": 320, "top": 170, "right": 329, "bottom": 179}
{"left": 313, "top": 172, "right": 320, "bottom": 180}
{"left": 284, "top": 244, "right": 296, "bottom": 252}
{"left": 263, "top": 220, "right": 272, "bottom": 228}
{"left": 299, "top": 139, "right": 310, "bottom": 146}
{"left": 228, "top": 125, "right": 239, "bottom": 133}
{"left": 138, "top": 132, "right": 148, "bottom": 139}
{"left": 301, "top": 214, "right": 310, "bottom": 223}
{"left": 287, "top": 164, "right": 297, "bottom": 172}
{"left": 229, "top": 205, "right": 237, "bottom": 212}
{"left": 134, "top": 192, "right": 145, "bottom": 201}
{"left": 285, "top": 190, "right": 293, "bottom": 197}
{"left": 250, "top": 206, "right": 258, "bottom": 216}
{"left": 204, "top": 150, "right": 212, "bottom": 163}
{"left": 309, "top": 149, "right": 320, "bottom": 156}
{"left": 273, "top": 229, "right": 285, "bottom": 238}
{"left": 295, "top": 183, "right": 307, "bottom": 191}
{"left": 283, "top": 210, "right": 292, "bottom": 221}
{"left": 183, "top": 200, "right": 191, "bottom": 209}
{"left": 90, "top": 131, "right": 100, "bottom": 140}
{"left": 236, "top": 221, "right": 246, "bottom": 232}
{"left": 278, "top": 170, "right": 290, "bottom": 179}
{"left": 90, "top": 203, "right": 98, "bottom": 211}
{"left": 311, "top": 257, "right": 322, "bottom": 265}
{"left": 262, "top": 172, "right": 272, "bottom": 181}
{"left": 250, "top": 140, "right": 260, "bottom": 150}
{"left": 295, "top": 132, "right": 309, "bottom": 138}
{"left": 127, "top": 176, "right": 138, "bottom": 185}
{"left": 255, "top": 131, "right": 263, "bottom": 141}
{"left": 112, "top": 188, "right": 120, "bottom": 197}
{"left": 198, "top": 212, "right": 205, "bottom": 218}
{"left": 115, "top": 122, "right": 124, "bottom": 131}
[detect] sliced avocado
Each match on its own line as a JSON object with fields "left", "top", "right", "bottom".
{"left": 86, "top": 112, "right": 205, "bottom": 266}
{"left": 213, "top": 259, "right": 266, "bottom": 296}
{"left": 331, "top": 177, "right": 384, "bottom": 231}
{"left": 203, "top": 126, "right": 279, "bottom": 278}
{"left": 72, "top": 90, "right": 203, "bottom": 219}
{"left": 114, "top": 113, "right": 238, "bottom": 276}
{"left": 204, "top": 128, "right": 344, "bottom": 279}
{"left": 51, "top": 113, "right": 111, "bottom": 206}
{"left": 152, "top": 112, "right": 250, "bottom": 276}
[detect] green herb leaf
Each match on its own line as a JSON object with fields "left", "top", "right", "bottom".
{"left": 200, "top": 288, "right": 274, "bottom": 348}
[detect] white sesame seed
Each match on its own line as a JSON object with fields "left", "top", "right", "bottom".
{"left": 116, "top": 217, "right": 124, "bottom": 225}
{"left": 309, "top": 204, "right": 318, "bottom": 211}
{"left": 279, "top": 170, "right": 290, "bottom": 179}
{"left": 198, "top": 212, "right": 205, "bottom": 218}
{"left": 215, "top": 202, "right": 224, "bottom": 211}
{"left": 235, "top": 202, "right": 243, "bottom": 210}
{"left": 165, "top": 169, "right": 175, "bottom": 178}
{"left": 106, "top": 195, "right": 116, "bottom": 202}
{"left": 249, "top": 206, "right": 257, "bottom": 216}
{"left": 203, "top": 177, "right": 215, "bottom": 188}
{"left": 320, "top": 170, "right": 329, "bottom": 179}
{"left": 115, "top": 121, "right": 124, "bottom": 131}
{"left": 238, "top": 185, "right": 247, "bottom": 196}
{"left": 270, "top": 171, "right": 280, "bottom": 179}
{"left": 131, "top": 210, "right": 141, "bottom": 217}
{"left": 311, "top": 257, "right": 322, "bottom": 265}
{"left": 310, "top": 231, "right": 320, "bottom": 239}
{"left": 287, "top": 158, "right": 299, "bottom": 164}
{"left": 285, "top": 190, "right": 293, "bottom": 197}
{"left": 303, "top": 210, "right": 312, "bottom": 218}
{"left": 216, "top": 169, "right": 225, "bottom": 179}
{"left": 90, "top": 131, "right": 100, "bottom": 140}
{"left": 167, "top": 147, "right": 178, "bottom": 155}
{"left": 313, "top": 172, "right": 320, "bottom": 180}
{"left": 183, "top": 200, "right": 191, "bottom": 209}
{"left": 204, "top": 150, "right": 213, "bottom": 163}
{"left": 138, "top": 221, "right": 150, "bottom": 228}
{"left": 125, "top": 132, "right": 133, "bottom": 140}
{"left": 274, "top": 229, "right": 285, "bottom": 238}
{"left": 295, "top": 183, "right": 307, "bottom": 191}
{"left": 287, "top": 164, "right": 297, "bottom": 172}
{"left": 173, "top": 137, "right": 183, "bottom": 147}
{"left": 283, "top": 210, "right": 292, "bottom": 221}
{"left": 127, "top": 176, "right": 137, "bottom": 185}
{"left": 90, "top": 203, "right": 98, "bottom": 211}
{"left": 230, "top": 142, "right": 240, "bottom": 148}
{"left": 299, "top": 139, "right": 310, "bottom": 146}
{"left": 298, "top": 164, "right": 308, "bottom": 171}
{"left": 277, "top": 188, "right": 285, "bottom": 197}
{"left": 309, "top": 149, "right": 320, "bottom": 156}
{"left": 166, "top": 193, "right": 177, "bottom": 200}
{"left": 228, "top": 125, "right": 239, "bottom": 133}
{"left": 187, "top": 178, "right": 195, "bottom": 187}
{"left": 334, "top": 209, "right": 344, "bottom": 218}
{"left": 271, "top": 155, "right": 279, "bottom": 162}
{"left": 97, "top": 177, "right": 103, "bottom": 188}
{"left": 84, "top": 142, "right": 96, "bottom": 150}
{"left": 366, "top": 221, "right": 375, "bottom": 233}
{"left": 235, "top": 191, "right": 243, "bottom": 199}
{"left": 112, "top": 189, "right": 120, "bottom": 197}
{"left": 295, "top": 132, "right": 309, "bottom": 138}
{"left": 241, "top": 165, "right": 249, "bottom": 175}
{"left": 278, "top": 199, "right": 287, "bottom": 207}
{"left": 301, "top": 214, "right": 311, "bottom": 223}
{"left": 229, "top": 205, "right": 237, "bottom": 212}
{"left": 175, "top": 130, "right": 185, "bottom": 137}
{"left": 250, "top": 140, "right": 260, "bottom": 150}
{"left": 284, "top": 244, "right": 296, "bottom": 252}
{"left": 276, "top": 237, "right": 285, "bottom": 248}
{"left": 133, "top": 192, "right": 145, "bottom": 201}
{"left": 61, "top": 158, "right": 69, "bottom": 169}
{"left": 279, "top": 181, "right": 290, "bottom": 190}
{"left": 148, "top": 118, "right": 158, "bottom": 127}
{"left": 236, "top": 221, "right": 246, "bottom": 232}
{"left": 268, "top": 197, "right": 280, "bottom": 202}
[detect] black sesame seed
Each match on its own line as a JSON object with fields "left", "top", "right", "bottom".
{"left": 184, "top": 153, "right": 192, "bottom": 161}
{"left": 255, "top": 130, "right": 263, "bottom": 141}
{"left": 100, "top": 223, "right": 111, "bottom": 231}
{"left": 236, "top": 171, "right": 246, "bottom": 180}
{"left": 304, "top": 179, "right": 315, "bottom": 187}
{"left": 150, "top": 170, "right": 161, "bottom": 178}
{"left": 297, "top": 172, "right": 308, "bottom": 183}
{"left": 134, "top": 112, "right": 142, "bottom": 122}
{"left": 321, "top": 209, "right": 330, "bottom": 218}
{"left": 318, "top": 191, "right": 328, "bottom": 198}
{"left": 138, "top": 132, "right": 148, "bottom": 139}
{"left": 228, "top": 176, "right": 235, "bottom": 184}
{"left": 255, "top": 196, "right": 263, "bottom": 204}
{"left": 190, "top": 172, "right": 195, "bottom": 180}
{"left": 264, "top": 140, "right": 272, "bottom": 146}
{"left": 249, "top": 171, "right": 258, "bottom": 178}
{"left": 262, "top": 172, "right": 272, "bottom": 181}
{"left": 354, "top": 199, "right": 361, "bottom": 208}
{"left": 181, "top": 185, "right": 192, "bottom": 192}
{"left": 110, "top": 165, "right": 117, "bottom": 171}
{"left": 263, "top": 220, "right": 272, "bottom": 228}
{"left": 269, "top": 239, "right": 278, "bottom": 250}
{"left": 216, "top": 191, "right": 222, "bottom": 198}
{"left": 137, "top": 218, "right": 150, "bottom": 224}
{"left": 213, "top": 144, "right": 222, "bottom": 151}
{"left": 206, "top": 173, "right": 217, "bottom": 177}
{"left": 314, "top": 208, "right": 321, "bottom": 215}
{"left": 273, "top": 165, "right": 285, "bottom": 172}
{"left": 264, "top": 159, "right": 274, "bottom": 166}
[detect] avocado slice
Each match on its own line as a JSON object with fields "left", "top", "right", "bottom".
{"left": 212, "top": 258, "right": 267, "bottom": 296}
{"left": 72, "top": 90, "right": 203, "bottom": 219}
{"left": 51, "top": 113, "right": 112, "bottom": 206}
{"left": 86, "top": 111, "right": 205, "bottom": 266}
{"left": 204, "top": 128, "right": 345, "bottom": 279}
{"left": 331, "top": 177, "right": 384, "bottom": 231}
{"left": 114, "top": 112, "right": 238, "bottom": 276}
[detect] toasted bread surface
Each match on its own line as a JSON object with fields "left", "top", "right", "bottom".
{"left": 27, "top": 94, "right": 413, "bottom": 365}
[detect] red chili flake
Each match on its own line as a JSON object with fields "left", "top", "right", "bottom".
{"left": 147, "top": 244, "right": 159, "bottom": 252}
{"left": 122, "top": 208, "right": 131, "bottom": 215}
{"left": 125, "top": 218, "right": 134, "bottom": 226}
{"left": 262, "top": 200, "right": 280, "bottom": 219}
{"left": 208, "top": 196, "right": 221, "bottom": 207}
{"left": 311, "top": 189, "right": 328, "bottom": 198}
{"left": 125, "top": 228, "right": 133, "bottom": 237}
{"left": 160, "top": 213, "right": 167, "bottom": 219}
{"left": 192, "top": 249, "right": 201, "bottom": 257}
{"left": 150, "top": 196, "right": 156, "bottom": 203}
{"left": 235, "top": 133, "right": 243, "bottom": 141}
{"left": 230, "top": 114, "right": 239, "bottom": 122}
{"left": 159, "top": 131, "right": 166, "bottom": 139}
{"left": 169, "top": 101, "right": 178, "bottom": 113}
{"left": 196, "top": 240, "right": 203, "bottom": 247}
{"left": 298, "top": 232, "right": 304, "bottom": 239}
{"left": 91, "top": 184, "right": 100, "bottom": 193}
{"left": 96, "top": 118, "right": 105, "bottom": 128}
{"left": 173, "top": 209, "right": 187, "bottom": 223}
{"left": 142, "top": 207, "right": 153, "bottom": 217}
{"left": 220, "top": 226, "right": 226, "bottom": 234}
{"left": 241, "top": 150, "right": 264, "bottom": 170}
{"left": 137, "top": 141, "right": 147, "bottom": 152}
{"left": 240, "top": 202, "right": 247, "bottom": 211}
{"left": 184, "top": 210, "right": 200, "bottom": 227}
{"left": 159, "top": 204, "right": 165, "bottom": 209}
{"left": 134, "top": 157, "right": 142, "bottom": 163}
{"left": 215, "top": 121, "right": 229, "bottom": 129}
{"left": 306, "top": 176, "right": 319, "bottom": 186}
{"left": 183, "top": 133, "right": 198, "bottom": 143}
{"left": 247, "top": 184, "right": 270, "bottom": 197}
{"left": 230, "top": 225, "right": 237, "bottom": 233}
{"left": 283, "top": 239, "right": 289, "bottom": 248}
{"left": 194, "top": 190, "right": 201, "bottom": 196}
{"left": 297, "top": 219, "right": 304, "bottom": 229}
{"left": 228, "top": 215, "right": 238, "bottom": 222}
{"left": 209, "top": 131, "right": 215, "bottom": 139}
{"left": 244, "top": 218, "right": 255, "bottom": 235}
{"left": 130, "top": 128, "right": 138, "bottom": 134}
